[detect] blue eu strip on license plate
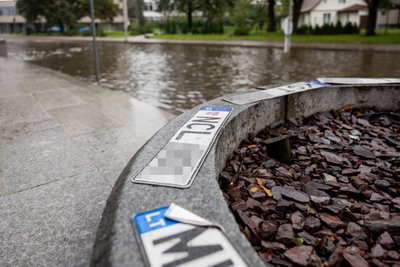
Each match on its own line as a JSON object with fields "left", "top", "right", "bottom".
{"left": 132, "top": 206, "right": 248, "bottom": 267}
{"left": 223, "top": 81, "right": 329, "bottom": 105}
{"left": 131, "top": 106, "right": 233, "bottom": 188}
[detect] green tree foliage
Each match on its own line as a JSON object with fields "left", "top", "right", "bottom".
{"left": 158, "top": 0, "right": 233, "bottom": 31}
{"left": 251, "top": 0, "right": 268, "bottom": 32}
{"left": 158, "top": 0, "right": 202, "bottom": 31}
{"left": 16, "top": 0, "right": 119, "bottom": 33}
{"left": 201, "top": 0, "right": 234, "bottom": 20}
{"left": 132, "top": 0, "right": 145, "bottom": 29}
{"left": 83, "top": 0, "right": 120, "bottom": 22}
{"left": 231, "top": 0, "right": 269, "bottom": 35}
{"left": 162, "top": 18, "right": 224, "bottom": 34}
{"left": 231, "top": 0, "right": 252, "bottom": 35}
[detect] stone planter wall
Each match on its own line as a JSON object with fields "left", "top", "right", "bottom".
{"left": 91, "top": 84, "right": 400, "bottom": 267}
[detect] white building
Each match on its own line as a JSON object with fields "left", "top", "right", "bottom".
{"left": 376, "top": 0, "right": 400, "bottom": 28}
{"left": 299, "top": 0, "right": 367, "bottom": 27}
{"left": 299, "top": 0, "right": 400, "bottom": 28}
{"left": 143, "top": 0, "right": 164, "bottom": 21}
{"left": 0, "top": 0, "right": 26, "bottom": 33}
{"left": 0, "top": 0, "right": 127, "bottom": 33}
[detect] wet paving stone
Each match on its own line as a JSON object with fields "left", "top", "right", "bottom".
{"left": 220, "top": 107, "right": 400, "bottom": 266}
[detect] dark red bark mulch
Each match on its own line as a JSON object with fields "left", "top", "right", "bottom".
{"left": 219, "top": 107, "right": 400, "bottom": 267}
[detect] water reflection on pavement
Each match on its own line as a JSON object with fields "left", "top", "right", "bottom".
{"left": 1, "top": 41, "right": 400, "bottom": 114}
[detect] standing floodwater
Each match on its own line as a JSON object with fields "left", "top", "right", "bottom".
{"left": 1, "top": 41, "right": 400, "bottom": 114}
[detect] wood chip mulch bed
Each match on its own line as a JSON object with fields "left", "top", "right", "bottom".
{"left": 219, "top": 107, "right": 400, "bottom": 267}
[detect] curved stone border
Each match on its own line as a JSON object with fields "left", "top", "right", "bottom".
{"left": 91, "top": 83, "right": 400, "bottom": 267}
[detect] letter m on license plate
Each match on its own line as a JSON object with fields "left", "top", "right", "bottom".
{"left": 132, "top": 207, "right": 247, "bottom": 267}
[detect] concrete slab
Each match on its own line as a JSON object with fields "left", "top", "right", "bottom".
{"left": 0, "top": 57, "right": 174, "bottom": 266}
{"left": 48, "top": 104, "right": 122, "bottom": 136}
{"left": 0, "top": 119, "right": 92, "bottom": 195}
{"left": 0, "top": 94, "right": 51, "bottom": 125}
{"left": 66, "top": 85, "right": 105, "bottom": 102}
{"left": 32, "top": 88, "right": 83, "bottom": 110}
{"left": 22, "top": 76, "right": 75, "bottom": 93}
{"left": 0, "top": 67, "right": 70, "bottom": 94}
{"left": 0, "top": 80, "right": 27, "bottom": 97}
{"left": 0, "top": 169, "right": 111, "bottom": 267}
{"left": 90, "top": 141, "right": 144, "bottom": 185}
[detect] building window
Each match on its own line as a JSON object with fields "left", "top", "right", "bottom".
{"left": 144, "top": 3, "right": 154, "bottom": 11}
{"left": 0, "top": 7, "right": 16, "bottom": 16}
{"left": 323, "top": 13, "right": 331, "bottom": 24}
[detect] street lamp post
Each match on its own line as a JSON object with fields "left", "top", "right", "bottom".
{"left": 89, "top": 0, "right": 100, "bottom": 84}
{"left": 284, "top": 0, "right": 293, "bottom": 53}
{"left": 123, "top": 0, "right": 129, "bottom": 41}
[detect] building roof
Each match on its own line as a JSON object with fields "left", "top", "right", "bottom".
{"left": 301, "top": 0, "right": 321, "bottom": 13}
{"left": 337, "top": 4, "right": 367, "bottom": 13}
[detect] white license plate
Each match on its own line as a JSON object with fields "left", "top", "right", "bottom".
{"left": 132, "top": 206, "right": 247, "bottom": 267}
{"left": 132, "top": 106, "right": 232, "bottom": 188}
{"left": 317, "top": 78, "right": 400, "bottom": 84}
{"left": 223, "top": 81, "right": 329, "bottom": 105}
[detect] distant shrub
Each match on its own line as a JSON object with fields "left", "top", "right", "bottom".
{"left": 130, "top": 20, "right": 156, "bottom": 35}
{"left": 142, "top": 21, "right": 156, "bottom": 34}
{"left": 129, "top": 21, "right": 140, "bottom": 35}
{"left": 97, "top": 26, "right": 106, "bottom": 37}
{"left": 343, "top": 22, "right": 360, "bottom": 34}
{"left": 165, "top": 19, "right": 177, "bottom": 34}
{"left": 65, "top": 28, "right": 79, "bottom": 36}
{"left": 81, "top": 30, "right": 91, "bottom": 36}
{"left": 233, "top": 25, "right": 250, "bottom": 36}
{"left": 297, "top": 25, "right": 312, "bottom": 34}
{"left": 320, "top": 23, "right": 332, "bottom": 34}
{"left": 314, "top": 25, "right": 322, "bottom": 34}
{"left": 297, "top": 21, "right": 360, "bottom": 35}
{"left": 354, "top": 24, "right": 360, "bottom": 34}
{"left": 201, "top": 20, "right": 224, "bottom": 34}
{"left": 163, "top": 18, "right": 224, "bottom": 34}
{"left": 335, "top": 21, "right": 343, "bottom": 34}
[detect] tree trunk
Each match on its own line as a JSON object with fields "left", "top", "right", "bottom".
{"left": 136, "top": 0, "right": 145, "bottom": 28}
{"left": 267, "top": 0, "right": 276, "bottom": 32}
{"left": 366, "top": 0, "right": 379, "bottom": 36}
{"left": 187, "top": 1, "right": 193, "bottom": 32}
{"left": 292, "top": 0, "right": 303, "bottom": 33}
{"left": 58, "top": 19, "right": 65, "bottom": 33}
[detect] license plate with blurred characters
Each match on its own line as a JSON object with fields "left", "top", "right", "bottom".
{"left": 132, "top": 106, "right": 232, "bottom": 188}
{"left": 131, "top": 204, "right": 248, "bottom": 267}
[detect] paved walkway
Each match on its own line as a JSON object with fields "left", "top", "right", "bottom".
{"left": 3, "top": 34, "right": 400, "bottom": 52}
{"left": 0, "top": 57, "right": 174, "bottom": 266}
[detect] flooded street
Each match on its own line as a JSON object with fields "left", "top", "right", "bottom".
{"left": 1, "top": 41, "right": 400, "bottom": 114}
